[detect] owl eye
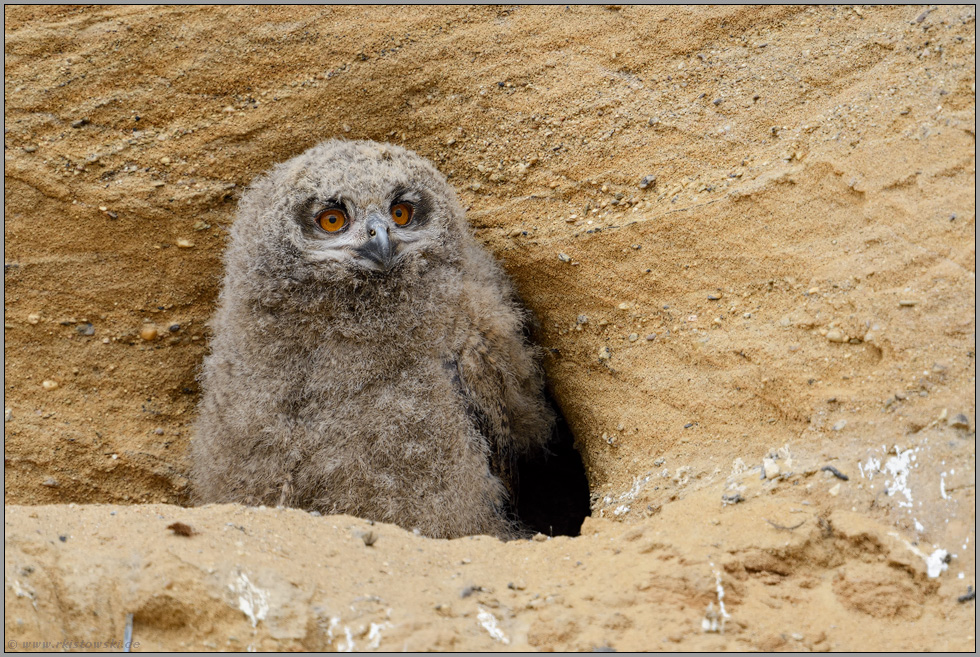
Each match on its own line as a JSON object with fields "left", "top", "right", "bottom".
{"left": 391, "top": 202, "right": 414, "bottom": 226}
{"left": 317, "top": 208, "right": 347, "bottom": 232}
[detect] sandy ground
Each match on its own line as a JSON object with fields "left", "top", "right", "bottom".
{"left": 4, "top": 5, "right": 976, "bottom": 651}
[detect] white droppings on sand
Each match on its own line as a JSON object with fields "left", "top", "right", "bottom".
{"left": 477, "top": 606, "right": 509, "bottom": 644}
{"left": 341, "top": 625, "right": 355, "bottom": 652}
{"left": 366, "top": 622, "right": 392, "bottom": 650}
{"left": 600, "top": 473, "right": 654, "bottom": 517}
{"left": 7, "top": 577, "right": 37, "bottom": 608}
{"left": 883, "top": 447, "right": 915, "bottom": 508}
{"left": 702, "top": 565, "right": 730, "bottom": 633}
{"left": 890, "top": 533, "right": 950, "bottom": 579}
{"left": 622, "top": 473, "right": 653, "bottom": 500}
{"left": 925, "top": 549, "right": 949, "bottom": 578}
{"left": 858, "top": 455, "right": 881, "bottom": 480}
{"left": 230, "top": 572, "right": 269, "bottom": 628}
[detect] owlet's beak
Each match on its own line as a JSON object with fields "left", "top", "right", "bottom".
{"left": 355, "top": 214, "right": 396, "bottom": 271}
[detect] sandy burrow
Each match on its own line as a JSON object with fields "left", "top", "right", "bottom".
{"left": 3, "top": 4, "right": 976, "bottom": 651}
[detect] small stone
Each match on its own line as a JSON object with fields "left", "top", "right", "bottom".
{"left": 140, "top": 326, "right": 158, "bottom": 341}
{"left": 807, "top": 287, "right": 820, "bottom": 295}
{"left": 948, "top": 414, "right": 971, "bottom": 430}
{"left": 76, "top": 323, "right": 95, "bottom": 336}
{"left": 99, "top": 206, "right": 108, "bottom": 212}
{"left": 638, "top": 175, "right": 657, "bottom": 189}
{"left": 41, "top": 380, "right": 59, "bottom": 391}
{"left": 532, "top": 532, "right": 548, "bottom": 542}
{"left": 707, "top": 293, "right": 722, "bottom": 301}
{"left": 4, "top": 408, "right": 11, "bottom": 422}
{"left": 628, "top": 333, "right": 638, "bottom": 342}
{"left": 826, "top": 329, "right": 845, "bottom": 343}
{"left": 762, "top": 457, "right": 780, "bottom": 479}
{"left": 153, "top": 427, "right": 164, "bottom": 435}
{"left": 898, "top": 299, "right": 918, "bottom": 307}
{"left": 558, "top": 252, "right": 571, "bottom": 263}
{"left": 828, "top": 483, "right": 841, "bottom": 496}
{"left": 160, "top": 156, "right": 171, "bottom": 165}
{"left": 645, "top": 333, "right": 656, "bottom": 341}
{"left": 71, "top": 118, "right": 90, "bottom": 128}
{"left": 617, "top": 302, "right": 630, "bottom": 311}
{"left": 169, "top": 324, "right": 180, "bottom": 333}
{"left": 27, "top": 313, "right": 41, "bottom": 325}
{"left": 598, "top": 346, "right": 612, "bottom": 361}
{"left": 193, "top": 221, "right": 211, "bottom": 231}
{"left": 175, "top": 239, "right": 194, "bottom": 249}
{"left": 23, "top": 145, "right": 37, "bottom": 153}
{"left": 832, "top": 420, "right": 847, "bottom": 431}
{"left": 507, "top": 580, "right": 527, "bottom": 590}
{"left": 576, "top": 315, "right": 588, "bottom": 325}
{"left": 42, "top": 477, "right": 59, "bottom": 488}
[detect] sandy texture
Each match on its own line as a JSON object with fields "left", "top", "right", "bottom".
{"left": 4, "top": 5, "right": 976, "bottom": 651}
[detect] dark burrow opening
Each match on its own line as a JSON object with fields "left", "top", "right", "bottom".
{"left": 513, "top": 390, "right": 592, "bottom": 537}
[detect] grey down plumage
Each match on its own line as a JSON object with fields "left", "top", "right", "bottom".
{"left": 192, "top": 139, "right": 554, "bottom": 539}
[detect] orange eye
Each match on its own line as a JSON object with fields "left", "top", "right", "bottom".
{"left": 391, "top": 202, "right": 414, "bottom": 226}
{"left": 317, "top": 208, "right": 347, "bottom": 232}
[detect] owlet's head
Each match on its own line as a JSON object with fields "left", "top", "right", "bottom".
{"left": 225, "top": 140, "right": 468, "bottom": 304}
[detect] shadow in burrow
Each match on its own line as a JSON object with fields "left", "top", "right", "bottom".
{"left": 513, "top": 388, "right": 592, "bottom": 537}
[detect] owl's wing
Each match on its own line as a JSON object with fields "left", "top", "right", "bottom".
{"left": 443, "top": 357, "right": 518, "bottom": 507}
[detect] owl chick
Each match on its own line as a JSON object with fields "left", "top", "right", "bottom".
{"left": 192, "top": 139, "right": 555, "bottom": 539}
